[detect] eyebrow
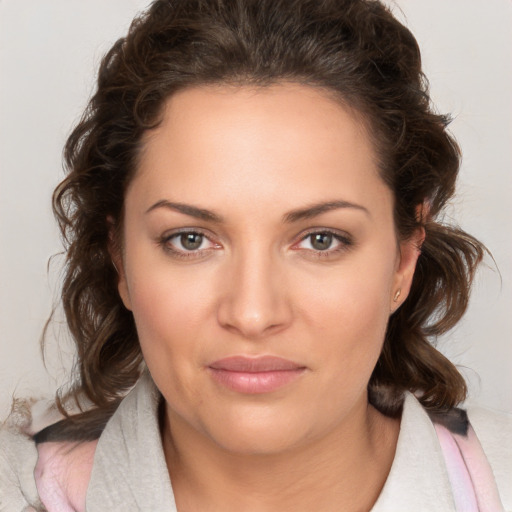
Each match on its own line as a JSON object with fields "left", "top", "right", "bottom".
{"left": 282, "top": 200, "right": 370, "bottom": 223}
{"left": 146, "top": 200, "right": 224, "bottom": 223}
{"left": 145, "top": 199, "right": 369, "bottom": 223}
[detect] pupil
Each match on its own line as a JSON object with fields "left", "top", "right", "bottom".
{"left": 181, "top": 233, "right": 203, "bottom": 250}
{"left": 312, "top": 233, "right": 332, "bottom": 250}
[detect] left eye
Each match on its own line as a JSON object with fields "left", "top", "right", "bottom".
{"left": 296, "top": 232, "right": 348, "bottom": 252}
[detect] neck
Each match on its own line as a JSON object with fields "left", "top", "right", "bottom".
{"left": 162, "top": 398, "right": 400, "bottom": 512}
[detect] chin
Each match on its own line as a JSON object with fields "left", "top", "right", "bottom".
{"left": 199, "top": 404, "right": 318, "bottom": 456}
{"left": 212, "top": 425, "right": 305, "bottom": 456}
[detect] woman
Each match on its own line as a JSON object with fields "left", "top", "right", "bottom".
{"left": 1, "top": 0, "right": 510, "bottom": 510}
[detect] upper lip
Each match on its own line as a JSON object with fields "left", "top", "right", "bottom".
{"left": 208, "top": 356, "right": 305, "bottom": 372}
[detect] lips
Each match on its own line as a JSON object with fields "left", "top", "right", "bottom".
{"left": 208, "top": 356, "right": 306, "bottom": 394}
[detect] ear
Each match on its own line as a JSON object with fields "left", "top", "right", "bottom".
{"left": 390, "top": 225, "right": 425, "bottom": 313}
{"left": 107, "top": 216, "right": 132, "bottom": 311}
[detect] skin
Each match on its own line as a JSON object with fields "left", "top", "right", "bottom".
{"left": 115, "top": 83, "right": 422, "bottom": 511}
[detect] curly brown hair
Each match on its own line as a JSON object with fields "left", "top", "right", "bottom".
{"left": 39, "top": 0, "right": 484, "bottom": 442}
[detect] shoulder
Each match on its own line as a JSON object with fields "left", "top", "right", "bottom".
{"left": 466, "top": 404, "right": 512, "bottom": 507}
{"left": 1, "top": 396, "right": 96, "bottom": 512}
{"left": 34, "top": 438, "right": 97, "bottom": 512}
{"left": 380, "top": 393, "right": 511, "bottom": 511}
{"left": 0, "top": 399, "right": 44, "bottom": 510}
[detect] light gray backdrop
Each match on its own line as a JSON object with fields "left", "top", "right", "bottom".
{"left": 1, "top": 0, "right": 511, "bottom": 418}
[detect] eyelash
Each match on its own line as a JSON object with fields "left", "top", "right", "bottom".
{"left": 295, "top": 229, "right": 354, "bottom": 259}
{"left": 158, "top": 229, "right": 217, "bottom": 260}
{"left": 158, "top": 228, "right": 354, "bottom": 260}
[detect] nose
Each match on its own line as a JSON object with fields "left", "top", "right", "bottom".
{"left": 216, "top": 247, "right": 293, "bottom": 340}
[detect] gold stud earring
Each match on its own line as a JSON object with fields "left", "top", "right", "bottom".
{"left": 393, "top": 289, "right": 401, "bottom": 302}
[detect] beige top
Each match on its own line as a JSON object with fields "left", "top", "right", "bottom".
{"left": 1, "top": 371, "right": 511, "bottom": 511}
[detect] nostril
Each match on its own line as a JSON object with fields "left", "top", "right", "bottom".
{"left": 217, "top": 304, "right": 291, "bottom": 340}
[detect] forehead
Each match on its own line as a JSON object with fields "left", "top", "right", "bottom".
{"left": 131, "top": 83, "right": 392, "bottom": 222}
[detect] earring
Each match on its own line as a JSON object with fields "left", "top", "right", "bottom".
{"left": 393, "top": 289, "right": 401, "bottom": 302}
{"left": 111, "top": 259, "right": 119, "bottom": 274}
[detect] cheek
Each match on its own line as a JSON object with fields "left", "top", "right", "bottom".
{"left": 303, "top": 253, "right": 394, "bottom": 328}
{"left": 129, "top": 274, "right": 208, "bottom": 360}
{"left": 299, "top": 247, "right": 396, "bottom": 375}
{"left": 128, "top": 275, "right": 209, "bottom": 412}
{"left": 121, "top": 240, "right": 214, "bottom": 382}
{"left": 124, "top": 232, "right": 215, "bottom": 332}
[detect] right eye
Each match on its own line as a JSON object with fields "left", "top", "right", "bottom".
{"left": 159, "top": 230, "right": 220, "bottom": 259}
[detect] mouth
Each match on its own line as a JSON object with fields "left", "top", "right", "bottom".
{"left": 207, "top": 355, "right": 306, "bottom": 394}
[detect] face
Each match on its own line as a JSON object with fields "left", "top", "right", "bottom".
{"left": 117, "top": 83, "right": 420, "bottom": 454}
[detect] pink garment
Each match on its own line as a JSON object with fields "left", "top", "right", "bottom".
{"left": 34, "top": 440, "right": 97, "bottom": 512}
{"left": 33, "top": 417, "right": 505, "bottom": 511}
{"left": 435, "top": 423, "right": 505, "bottom": 512}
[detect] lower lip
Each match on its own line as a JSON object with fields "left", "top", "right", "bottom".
{"left": 208, "top": 368, "right": 305, "bottom": 394}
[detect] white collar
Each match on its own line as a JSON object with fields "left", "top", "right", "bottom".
{"left": 86, "top": 373, "right": 455, "bottom": 511}
{"left": 86, "top": 371, "right": 176, "bottom": 511}
{"left": 372, "top": 392, "right": 456, "bottom": 511}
